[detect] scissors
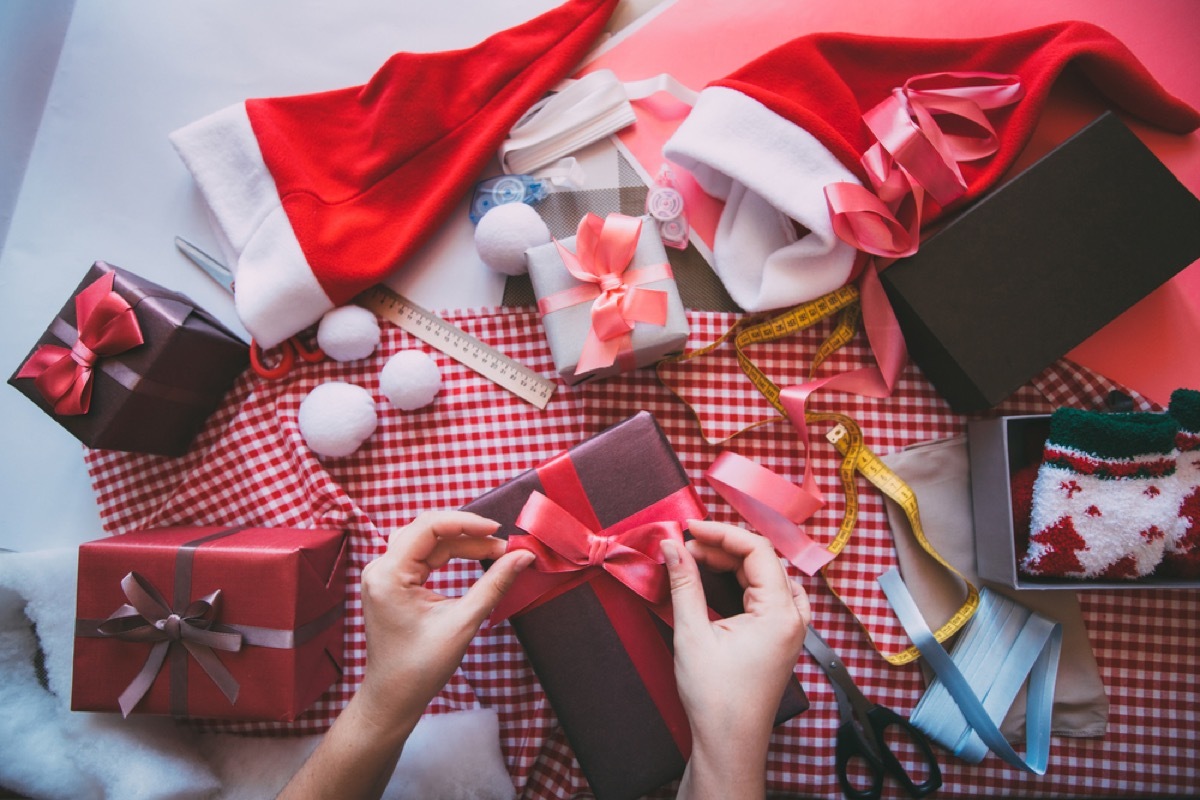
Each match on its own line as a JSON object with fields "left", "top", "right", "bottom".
{"left": 174, "top": 236, "right": 326, "bottom": 380}
{"left": 804, "top": 626, "right": 942, "bottom": 800}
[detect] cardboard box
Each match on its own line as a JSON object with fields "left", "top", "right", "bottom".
{"left": 10, "top": 261, "right": 248, "bottom": 456}
{"left": 73, "top": 526, "right": 347, "bottom": 720}
{"left": 967, "top": 415, "right": 1198, "bottom": 590}
{"left": 526, "top": 215, "right": 689, "bottom": 385}
{"left": 881, "top": 113, "right": 1200, "bottom": 413}
{"left": 464, "top": 412, "right": 808, "bottom": 800}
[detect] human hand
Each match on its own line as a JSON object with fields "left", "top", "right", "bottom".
{"left": 662, "top": 519, "right": 810, "bottom": 799}
{"left": 355, "top": 510, "right": 535, "bottom": 733}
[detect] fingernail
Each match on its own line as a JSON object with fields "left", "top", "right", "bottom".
{"left": 660, "top": 539, "right": 680, "bottom": 566}
{"left": 513, "top": 550, "right": 536, "bottom": 571}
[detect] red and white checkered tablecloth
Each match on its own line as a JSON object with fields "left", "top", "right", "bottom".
{"left": 84, "top": 307, "right": 1200, "bottom": 799}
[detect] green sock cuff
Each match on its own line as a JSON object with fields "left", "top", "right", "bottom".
{"left": 1048, "top": 407, "right": 1178, "bottom": 459}
{"left": 1169, "top": 388, "right": 1200, "bottom": 432}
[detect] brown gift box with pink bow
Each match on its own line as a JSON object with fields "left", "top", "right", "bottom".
{"left": 8, "top": 260, "right": 248, "bottom": 456}
{"left": 72, "top": 526, "right": 347, "bottom": 721}
{"left": 464, "top": 412, "right": 807, "bottom": 800}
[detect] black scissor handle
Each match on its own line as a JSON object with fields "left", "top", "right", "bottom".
{"left": 866, "top": 705, "right": 943, "bottom": 799}
{"left": 835, "top": 720, "right": 885, "bottom": 800}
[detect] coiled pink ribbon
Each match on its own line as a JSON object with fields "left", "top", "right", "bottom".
{"left": 538, "top": 213, "right": 672, "bottom": 375}
{"left": 739, "top": 73, "right": 1024, "bottom": 559}
{"left": 16, "top": 271, "right": 145, "bottom": 415}
{"left": 825, "top": 71, "right": 1024, "bottom": 258}
{"left": 97, "top": 571, "right": 242, "bottom": 717}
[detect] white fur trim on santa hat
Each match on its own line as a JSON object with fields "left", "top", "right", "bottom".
{"left": 170, "top": 104, "right": 334, "bottom": 348}
{"left": 664, "top": 86, "right": 863, "bottom": 312}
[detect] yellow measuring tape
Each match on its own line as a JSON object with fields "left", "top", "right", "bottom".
{"left": 658, "top": 286, "right": 978, "bottom": 665}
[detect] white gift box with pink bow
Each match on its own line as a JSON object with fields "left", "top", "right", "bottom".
{"left": 526, "top": 213, "right": 689, "bottom": 385}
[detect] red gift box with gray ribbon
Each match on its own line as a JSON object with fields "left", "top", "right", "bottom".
{"left": 71, "top": 526, "right": 347, "bottom": 722}
{"left": 464, "top": 412, "right": 807, "bottom": 800}
{"left": 9, "top": 261, "right": 248, "bottom": 457}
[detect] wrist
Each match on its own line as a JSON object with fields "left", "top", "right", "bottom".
{"left": 680, "top": 731, "right": 769, "bottom": 800}
{"left": 347, "top": 679, "right": 424, "bottom": 751}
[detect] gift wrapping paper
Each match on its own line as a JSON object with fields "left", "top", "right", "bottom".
{"left": 82, "top": 306, "right": 1199, "bottom": 798}
{"left": 9, "top": 261, "right": 248, "bottom": 456}
{"left": 73, "top": 526, "right": 346, "bottom": 721}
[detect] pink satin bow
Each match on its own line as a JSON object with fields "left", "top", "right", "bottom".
{"left": 492, "top": 490, "right": 685, "bottom": 622}
{"left": 97, "top": 571, "right": 242, "bottom": 717}
{"left": 16, "top": 272, "right": 145, "bottom": 415}
{"left": 825, "top": 71, "right": 1024, "bottom": 258}
{"left": 541, "top": 213, "right": 671, "bottom": 375}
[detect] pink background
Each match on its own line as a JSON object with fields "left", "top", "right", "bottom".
{"left": 586, "top": 0, "right": 1200, "bottom": 405}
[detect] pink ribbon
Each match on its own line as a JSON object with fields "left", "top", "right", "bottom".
{"left": 538, "top": 213, "right": 672, "bottom": 376}
{"left": 15, "top": 272, "right": 145, "bottom": 415}
{"left": 705, "top": 451, "right": 835, "bottom": 575}
{"left": 825, "top": 72, "right": 1024, "bottom": 259}
{"left": 767, "top": 74, "right": 1023, "bottom": 526}
{"left": 97, "top": 571, "right": 242, "bottom": 717}
{"left": 491, "top": 490, "right": 688, "bottom": 623}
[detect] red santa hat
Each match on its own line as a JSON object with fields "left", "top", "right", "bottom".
{"left": 663, "top": 21, "right": 1200, "bottom": 313}
{"left": 170, "top": 0, "right": 617, "bottom": 348}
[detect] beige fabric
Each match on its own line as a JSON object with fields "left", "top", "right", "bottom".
{"left": 880, "top": 436, "right": 1108, "bottom": 740}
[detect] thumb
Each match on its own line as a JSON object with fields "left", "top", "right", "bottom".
{"left": 458, "top": 549, "right": 535, "bottom": 628}
{"left": 661, "top": 539, "right": 710, "bottom": 632}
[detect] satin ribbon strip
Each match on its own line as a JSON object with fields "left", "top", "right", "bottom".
{"left": 15, "top": 271, "right": 144, "bottom": 415}
{"left": 877, "top": 568, "right": 1061, "bottom": 774}
{"left": 98, "top": 570, "right": 243, "bottom": 718}
{"left": 499, "top": 69, "right": 697, "bottom": 175}
{"left": 825, "top": 71, "right": 1024, "bottom": 259}
{"left": 704, "top": 451, "right": 834, "bottom": 575}
{"left": 78, "top": 602, "right": 342, "bottom": 651}
{"left": 760, "top": 73, "right": 1024, "bottom": 516}
{"left": 539, "top": 213, "right": 672, "bottom": 376}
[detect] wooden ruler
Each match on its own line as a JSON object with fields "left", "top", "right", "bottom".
{"left": 355, "top": 284, "right": 557, "bottom": 410}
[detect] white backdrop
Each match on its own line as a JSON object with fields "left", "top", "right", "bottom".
{"left": 0, "top": 0, "right": 590, "bottom": 551}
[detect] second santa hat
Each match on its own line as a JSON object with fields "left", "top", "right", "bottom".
{"left": 664, "top": 21, "right": 1200, "bottom": 313}
{"left": 171, "top": 0, "right": 617, "bottom": 348}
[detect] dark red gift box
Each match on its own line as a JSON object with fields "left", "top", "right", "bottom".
{"left": 464, "top": 412, "right": 808, "bottom": 800}
{"left": 9, "top": 260, "right": 248, "bottom": 456}
{"left": 72, "top": 526, "right": 347, "bottom": 722}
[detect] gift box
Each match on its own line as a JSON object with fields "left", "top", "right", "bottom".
{"left": 464, "top": 412, "right": 808, "bottom": 800}
{"left": 72, "top": 526, "right": 348, "bottom": 720}
{"left": 526, "top": 214, "right": 689, "bottom": 385}
{"left": 880, "top": 112, "right": 1200, "bottom": 413}
{"left": 967, "top": 415, "right": 1199, "bottom": 590}
{"left": 9, "top": 261, "right": 248, "bottom": 456}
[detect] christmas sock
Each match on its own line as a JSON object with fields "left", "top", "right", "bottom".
{"left": 1162, "top": 388, "right": 1200, "bottom": 577}
{"left": 1020, "top": 407, "right": 1182, "bottom": 580}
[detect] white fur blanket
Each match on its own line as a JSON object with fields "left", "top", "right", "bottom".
{"left": 0, "top": 548, "right": 514, "bottom": 800}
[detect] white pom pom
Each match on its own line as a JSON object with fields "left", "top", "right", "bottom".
{"left": 380, "top": 350, "right": 442, "bottom": 411}
{"left": 473, "top": 203, "right": 551, "bottom": 276}
{"left": 298, "top": 382, "right": 377, "bottom": 457}
{"left": 317, "top": 305, "right": 381, "bottom": 362}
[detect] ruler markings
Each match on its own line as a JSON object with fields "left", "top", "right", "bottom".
{"left": 355, "top": 285, "right": 557, "bottom": 410}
